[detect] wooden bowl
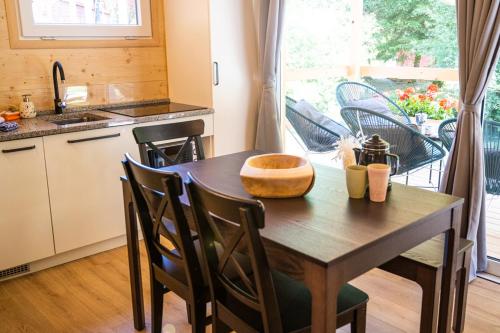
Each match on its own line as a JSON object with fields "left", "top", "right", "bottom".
{"left": 240, "top": 154, "right": 315, "bottom": 198}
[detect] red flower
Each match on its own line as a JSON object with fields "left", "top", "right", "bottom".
{"left": 399, "top": 93, "right": 409, "bottom": 101}
{"left": 405, "top": 87, "right": 415, "bottom": 94}
{"left": 439, "top": 98, "right": 448, "bottom": 107}
{"left": 427, "top": 84, "right": 439, "bottom": 93}
{"left": 418, "top": 94, "right": 427, "bottom": 101}
{"left": 426, "top": 92, "right": 436, "bottom": 101}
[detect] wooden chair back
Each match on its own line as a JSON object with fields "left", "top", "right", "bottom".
{"left": 132, "top": 120, "right": 205, "bottom": 168}
{"left": 122, "top": 154, "right": 204, "bottom": 293}
{"left": 185, "top": 173, "right": 283, "bottom": 333}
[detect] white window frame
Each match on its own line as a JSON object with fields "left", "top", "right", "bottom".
{"left": 17, "top": 0, "right": 152, "bottom": 39}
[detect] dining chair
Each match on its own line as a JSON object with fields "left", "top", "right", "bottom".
{"left": 340, "top": 106, "right": 446, "bottom": 177}
{"left": 132, "top": 119, "right": 205, "bottom": 168}
{"left": 185, "top": 173, "right": 369, "bottom": 333}
{"left": 438, "top": 118, "right": 457, "bottom": 152}
{"left": 336, "top": 81, "right": 412, "bottom": 124}
{"left": 483, "top": 119, "right": 500, "bottom": 195}
{"left": 286, "top": 96, "right": 351, "bottom": 153}
{"left": 122, "top": 153, "right": 209, "bottom": 333}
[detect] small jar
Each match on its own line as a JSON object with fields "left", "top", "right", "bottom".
{"left": 19, "top": 94, "right": 36, "bottom": 119}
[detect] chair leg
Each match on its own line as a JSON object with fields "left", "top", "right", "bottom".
{"left": 416, "top": 266, "right": 442, "bottom": 333}
{"left": 351, "top": 303, "right": 367, "bottom": 333}
{"left": 189, "top": 301, "right": 206, "bottom": 333}
{"left": 453, "top": 249, "right": 472, "bottom": 333}
{"left": 151, "top": 279, "right": 165, "bottom": 333}
{"left": 187, "top": 303, "right": 192, "bottom": 324}
{"left": 406, "top": 171, "right": 410, "bottom": 186}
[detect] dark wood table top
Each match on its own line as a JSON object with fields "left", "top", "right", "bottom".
{"left": 162, "top": 151, "right": 463, "bottom": 266}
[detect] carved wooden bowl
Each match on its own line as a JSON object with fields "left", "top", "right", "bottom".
{"left": 240, "top": 154, "right": 315, "bottom": 198}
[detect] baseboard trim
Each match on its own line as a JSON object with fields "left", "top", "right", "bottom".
{"left": 484, "top": 257, "right": 500, "bottom": 277}
{"left": 0, "top": 235, "right": 127, "bottom": 282}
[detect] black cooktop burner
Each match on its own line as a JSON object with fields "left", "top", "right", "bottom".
{"left": 102, "top": 102, "right": 204, "bottom": 117}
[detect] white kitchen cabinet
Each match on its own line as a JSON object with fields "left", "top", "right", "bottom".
{"left": 164, "top": 0, "right": 259, "bottom": 156}
{"left": 43, "top": 126, "right": 139, "bottom": 253}
{"left": 0, "top": 138, "right": 54, "bottom": 270}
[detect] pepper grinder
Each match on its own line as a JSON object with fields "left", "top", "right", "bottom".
{"left": 19, "top": 94, "right": 36, "bottom": 119}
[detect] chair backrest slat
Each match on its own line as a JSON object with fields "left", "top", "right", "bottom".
{"left": 185, "top": 173, "right": 283, "bottom": 332}
{"left": 336, "top": 81, "right": 412, "bottom": 124}
{"left": 133, "top": 120, "right": 205, "bottom": 168}
{"left": 341, "top": 106, "right": 445, "bottom": 175}
{"left": 122, "top": 154, "right": 204, "bottom": 291}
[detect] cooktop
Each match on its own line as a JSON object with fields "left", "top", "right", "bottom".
{"left": 102, "top": 102, "right": 205, "bottom": 117}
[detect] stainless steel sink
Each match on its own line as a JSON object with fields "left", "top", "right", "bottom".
{"left": 48, "top": 113, "right": 110, "bottom": 126}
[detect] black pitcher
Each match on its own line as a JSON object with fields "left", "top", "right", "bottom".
{"left": 353, "top": 134, "right": 399, "bottom": 178}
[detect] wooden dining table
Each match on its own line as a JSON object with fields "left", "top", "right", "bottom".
{"left": 121, "top": 150, "right": 464, "bottom": 333}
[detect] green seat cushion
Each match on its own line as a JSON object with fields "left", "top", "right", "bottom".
{"left": 224, "top": 269, "right": 368, "bottom": 332}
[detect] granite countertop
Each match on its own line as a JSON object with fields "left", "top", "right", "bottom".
{"left": 0, "top": 100, "right": 213, "bottom": 142}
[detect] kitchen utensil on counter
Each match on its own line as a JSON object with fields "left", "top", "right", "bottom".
{"left": 1, "top": 111, "right": 20, "bottom": 122}
{"left": 19, "top": 94, "right": 36, "bottom": 119}
{"left": 0, "top": 121, "right": 19, "bottom": 132}
{"left": 353, "top": 134, "right": 399, "bottom": 189}
{"left": 345, "top": 165, "right": 368, "bottom": 199}
{"left": 367, "top": 163, "right": 391, "bottom": 202}
{"left": 240, "top": 153, "right": 315, "bottom": 198}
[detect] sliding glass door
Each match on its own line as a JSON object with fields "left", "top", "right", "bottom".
{"left": 485, "top": 61, "right": 500, "bottom": 277}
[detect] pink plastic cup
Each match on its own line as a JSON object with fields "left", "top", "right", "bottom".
{"left": 367, "top": 163, "right": 391, "bottom": 202}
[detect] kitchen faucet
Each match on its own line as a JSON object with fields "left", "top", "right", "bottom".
{"left": 53, "top": 61, "right": 66, "bottom": 114}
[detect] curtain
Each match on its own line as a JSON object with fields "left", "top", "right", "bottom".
{"left": 254, "top": 0, "right": 285, "bottom": 153}
{"left": 440, "top": 0, "right": 500, "bottom": 279}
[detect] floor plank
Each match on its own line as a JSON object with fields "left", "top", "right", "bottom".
{"left": 1, "top": 243, "right": 499, "bottom": 332}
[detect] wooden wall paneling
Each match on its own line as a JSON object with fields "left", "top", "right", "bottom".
{"left": 0, "top": 0, "right": 169, "bottom": 111}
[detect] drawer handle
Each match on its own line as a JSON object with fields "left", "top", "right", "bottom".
{"left": 2, "top": 145, "right": 36, "bottom": 153}
{"left": 67, "top": 133, "right": 120, "bottom": 144}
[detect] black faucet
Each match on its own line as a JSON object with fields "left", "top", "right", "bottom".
{"left": 53, "top": 61, "right": 66, "bottom": 114}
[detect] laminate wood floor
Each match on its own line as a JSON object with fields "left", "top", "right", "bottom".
{"left": 1, "top": 243, "right": 499, "bottom": 333}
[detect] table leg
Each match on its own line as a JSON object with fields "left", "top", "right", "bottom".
{"left": 438, "top": 206, "right": 461, "bottom": 333}
{"left": 304, "top": 261, "right": 341, "bottom": 333}
{"left": 122, "top": 179, "right": 145, "bottom": 330}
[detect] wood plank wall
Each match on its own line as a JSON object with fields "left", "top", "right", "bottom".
{"left": 0, "top": 1, "right": 168, "bottom": 112}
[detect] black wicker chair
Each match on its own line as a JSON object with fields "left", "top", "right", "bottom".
{"left": 285, "top": 97, "right": 351, "bottom": 152}
{"left": 484, "top": 119, "right": 500, "bottom": 195}
{"left": 341, "top": 106, "right": 445, "bottom": 176}
{"left": 336, "top": 81, "right": 412, "bottom": 125}
{"left": 438, "top": 118, "right": 457, "bottom": 152}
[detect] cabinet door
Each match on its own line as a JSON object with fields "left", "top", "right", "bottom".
{"left": 0, "top": 138, "right": 54, "bottom": 270}
{"left": 44, "top": 126, "right": 139, "bottom": 253}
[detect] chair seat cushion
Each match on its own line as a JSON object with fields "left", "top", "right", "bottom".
{"left": 225, "top": 270, "right": 368, "bottom": 332}
{"left": 293, "top": 99, "right": 351, "bottom": 138}
{"left": 347, "top": 98, "right": 395, "bottom": 119}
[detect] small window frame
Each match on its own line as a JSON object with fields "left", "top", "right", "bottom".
{"left": 4, "top": 0, "right": 163, "bottom": 49}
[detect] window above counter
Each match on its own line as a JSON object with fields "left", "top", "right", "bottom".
{"left": 5, "top": 0, "right": 162, "bottom": 49}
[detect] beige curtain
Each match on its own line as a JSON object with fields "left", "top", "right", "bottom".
{"left": 255, "top": 0, "right": 285, "bottom": 153}
{"left": 440, "top": 0, "right": 500, "bottom": 278}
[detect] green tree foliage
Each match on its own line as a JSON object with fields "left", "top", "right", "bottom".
{"left": 486, "top": 61, "right": 500, "bottom": 122}
{"left": 364, "top": 0, "right": 458, "bottom": 68}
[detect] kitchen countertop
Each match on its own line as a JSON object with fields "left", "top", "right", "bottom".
{"left": 0, "top": 101, "right": 213, "bottom": 142}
